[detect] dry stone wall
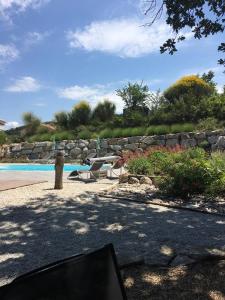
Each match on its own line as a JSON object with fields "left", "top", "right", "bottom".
{"left": 0, "top": 130, "right": 225, "bottom": 161}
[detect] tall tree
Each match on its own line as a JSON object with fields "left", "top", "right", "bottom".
{"left": 201, "top": 70, "right": 217, "bottom": 89}
{"left": 22, "top": 112, "right": 41, "bottom": 135}
{"left": 68, "top": 101, "right": 91, "bottom": 128}
{"left": 92, "top": 99, "right": 116, "bottom": 122}
{"left": 116, "top": 82, "right": 150, "bottom": 110}
{"left": 144, "top": 0, "right": 225, "bottom": 67}
{"left": 54, "top": 111, "right": 69, "bottom": 130}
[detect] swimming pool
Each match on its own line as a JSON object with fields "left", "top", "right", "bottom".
{"left": 0, "top": 164, "right": 90, "bottom": 172}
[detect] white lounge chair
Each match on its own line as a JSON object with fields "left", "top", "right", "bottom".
{"left": 67, "top": 160, "right": 107, "bottom": 181}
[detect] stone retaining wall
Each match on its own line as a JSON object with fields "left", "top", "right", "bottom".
{"left": 1, "top": 130, "right": 225, "bottom": 161}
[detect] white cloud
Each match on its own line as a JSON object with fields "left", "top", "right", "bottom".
{"left": 5, "top": 76, "right": 41, "bottom": 92}
{"left": 67, "top": 18, "right": 192, "bottom": 58}
{"left": 58, "top": 84, "right": 124, "bottom": 113}
{"left": 3, "top": 121, "right": 20, "bottom": 130}
{"left": 0, "top": 43, "right": 19, "bottom": 68}
{"left": 0, "top": 0, "right": 50, "bottom": 21}
{"left": 24, "top": 31, "right": 50, "bottom": 49}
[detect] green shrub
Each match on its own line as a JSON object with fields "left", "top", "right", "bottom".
{"left": 159, "top": 159, "right": 215, "bottom": 197}
{"left": 158, "top": 149, "right": 225, "bottom": 197}
{"left": 28, "top": 131, "right": 74, "bottom": 142}
{"left": 99, "top": 128, "right": 113, "bottom": 139}
{"left": 127, "top": 157, "right": 152, "bottom": 175}
{"left": 146, "top": 125, "right": 171, "bottom": 135}
{"left": 54, "top": 131, "right": 74, "bottom": 141}
{"left": 206, "top": 175, "right": 225, "bottom": 196}
{"left": 147, "top": 151, "right": 175, "bottom": 175}
{"left": 28, "top": 133, "right": 52, "bottom": 142}
{"left": 197, "top": 117, "right": 223, "bottom": 131}
{"left": 0, "top": 131, "right": 7, "bottom": 145}
{"left": 77, "top": 129, "right": 92, "bottom": 140}
{"left": 170, "top": 123, "right": 195, "bottom": 133}
{"left": 127, "top": 148, "right": 225, "bottom": 198}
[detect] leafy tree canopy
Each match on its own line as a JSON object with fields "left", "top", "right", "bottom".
{"left": 145, "top": 0, "right": 225, "bottom": 67}
{"left": 92, "top": 99, "right": 116, "bottom": 122}
{"left": 116, "top": 82, "right": 150, "bottom": 111}
{"left": 54, "top": 111, "right": 69, "bottom": 130}
{"left": 164, "top": 75, "right": 213, "bottom": 103}
{"left": 22, "top": 112, "right": 41, "bottom": 136}
{"left": 69, "top": 101, "right": 91, "bottom": 128}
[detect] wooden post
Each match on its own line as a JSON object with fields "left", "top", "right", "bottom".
{"left": 54, "top": 151, "right": 64, "bottom": 189}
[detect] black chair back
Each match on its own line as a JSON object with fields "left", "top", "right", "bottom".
{"left": 0, "top": 244, "right": 127, "bottom": 300}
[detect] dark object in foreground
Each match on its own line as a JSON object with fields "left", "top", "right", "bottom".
{"left": 0, "top": 244, "right": 127, "bottom": 300}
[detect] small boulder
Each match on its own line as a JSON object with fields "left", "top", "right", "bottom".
{"left": 119, "top": 173, "right": 129, "bottom": 184}
{"left": 140, "top": 176, "right": 152, "bottom": 185}
{"left": 128, "top": 177, "right": 139, "bottom": 184}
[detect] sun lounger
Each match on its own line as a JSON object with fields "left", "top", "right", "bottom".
{"left": 68, "top": 160, "right": 107, "bottom": 181}
{"left": 0, "top": 244, "right": 127, "bottom": 300}
{"left": 90, "top": 155, "right": 121, "bottom": 163}
{"left": 107, "top": 158, "right": 125, "bottom": 178}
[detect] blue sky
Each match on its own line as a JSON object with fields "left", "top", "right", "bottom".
{"left": 0, "top": 0, "right": 224, "bottom": 129}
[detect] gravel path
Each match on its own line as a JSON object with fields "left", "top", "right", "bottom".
{"left": 0, "top": 180, "right": 225, "bottom": 286}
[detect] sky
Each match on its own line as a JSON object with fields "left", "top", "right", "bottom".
{"left": 0, "top": 0, "right": 224, "bottom": 129}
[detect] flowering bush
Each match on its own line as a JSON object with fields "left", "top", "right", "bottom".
{"left": 126, "top": 147, "right": 225, "bottom": 198}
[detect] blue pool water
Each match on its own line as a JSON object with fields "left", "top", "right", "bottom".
{"left": 0, "top": 164, "right": 90, "bottom": 172}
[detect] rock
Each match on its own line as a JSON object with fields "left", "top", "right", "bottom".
{"left": 208, "top": 135, "right": 219, "bottom": 144}
{"left": 87, "top": 149, "right": 97, "bottom": 155}
{"left": 79, "top": 142, "right": 87, "bottom": 149}
{"left": 124, "top": 144, "right": 138, "bottom": 151}
{"left": 110, "top": 145, "right": 122, "bottom": 151}
{"left": 166, "top": 133, "right": 180, "bottom": 139}
{"left": 32, "top": 147, "right": 44, "bottom": 153}
{"left": 11, "top": 144, "right": 21, "bottom": 152}
{"left": 180, "top": 133, "right": 190, "bottom": 140}
{"left": 108, "top": 138, "right": 119, "bottom": 145}
{"left": 141, "top": 136, "right": 155, "bottom": 145}
{"left": 206, "top": 129, "right": 224, "bottom": 136}
{"left": 70, "top": 147, "right": 82, "bottom": 158}
{"left": 139, "top": 176, "right": 153, "bottom": 185}
{"left": 21, "top": 149, "right": 33, "bottom": 155}
{"left": 35, "top": 142, "right": 48, "bottom": 147}
{"left": 100, "top": 140, "right": 108, "bottom": 149}
{"left": 139, "top": 143, "right": 148, "bottom": 150}
{"left": 215, "top": 136, "right": 225, "bottom": 149}
{"left": 21, "top": 143, "right": 34, "bottom": 150}
{"left": 118, "top": 138, "right": 129, "bottom": 145}
{"left": 66, "top": 142, "right": 75, "bottom": 150}
{"left": 89, "top": 140, "right": 97, "bottom": 149}
{"left": 128, "top": 177, "right": 139, "bottom": 184}
{"left": 166, "top": 139, "right": 179, "bottom": 147}
{"left": 154, "top": 135, "right": 165, "bottom": 140}
{"left": 153, "top": 139, "right": 166, "bottom": 146}
{"left": 128, "top": 136, "right": 142, "bottom": 143}
{"left": 119, "top": 173, "right": 129, "bottom": 184}
{"left": 194, "top": 132, "right": 206, "bottom": 140}
{"left": 181, "top": 138, "right": 197, "bottom": 148}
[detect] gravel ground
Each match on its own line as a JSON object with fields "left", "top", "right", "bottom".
{"left": 0, "top": 178, "right": 225, "bottom": 287}
{"left": 104, "top": 183, "right": 225, "bottom": 215}
{"left": 123, "top": 259, "right": 225, "bottom": 300}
